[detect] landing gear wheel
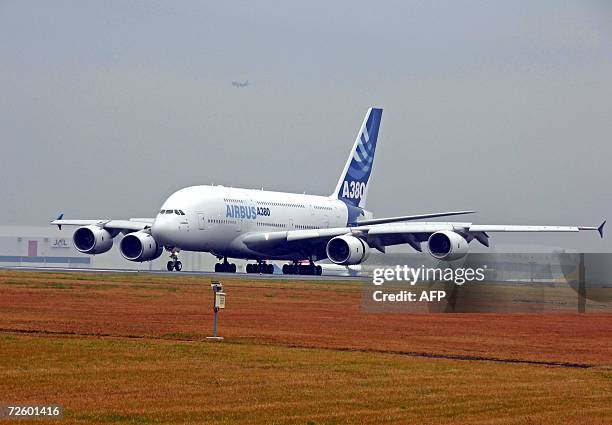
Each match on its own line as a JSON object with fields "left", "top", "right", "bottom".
{"left": 282, "top": 262, "right": 321, "bottom": 275}
{"left": 282, "top": 263, "right": 299, "bottom": 275}
{"left": 247, "top": 262, "right": 273, "bottom": 274}
{"left": 215, "top": 259, "right": 236, "bottom": 273}
{"left": 167, "top": 251, "right": 181, "bottom": 272}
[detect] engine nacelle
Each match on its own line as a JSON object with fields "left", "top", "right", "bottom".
{"left": 427, "top": 231, "right": 469, "bottom": 261}
{"left": 326, "top": 235, "right": 370, "bottom": 265}
{"left": 120, "top": 231, "right": 163, "bottom": 262}
{"left": 73, "top": 225, "right": 113, "bottom": 254}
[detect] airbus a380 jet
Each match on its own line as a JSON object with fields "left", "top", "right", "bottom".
{"left": 52, "top": 108, "right": 605, "bottom": 275}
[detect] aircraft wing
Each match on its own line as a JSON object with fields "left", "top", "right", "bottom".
{"left": 467, "top": 224, "right": 600, "bottom": 233}
{"left": 51, "top": 215, "right": 153, "bottom": 232}
{"left": 353, "top": 210, "right": 475, "bottom": 226}
{"left": 242, "top": 220, "right": 605, "bottom": 254}
{"left": 364, "top": 221, "right": 604, "bottom": 250}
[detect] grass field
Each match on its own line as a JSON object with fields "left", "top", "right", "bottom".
{"left": 0, "top": 271, "right": 611, "bottom": 424}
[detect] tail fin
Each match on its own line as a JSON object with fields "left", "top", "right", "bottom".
{"left": 332, "top": 107, "right": 383, "bottom": 208}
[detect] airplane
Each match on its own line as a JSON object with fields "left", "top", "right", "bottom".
{"left": 231, "top": 80, "right": 249, "bottom": 88}
{"left": 51, "top": 107, "right": 605, "bottom": 275}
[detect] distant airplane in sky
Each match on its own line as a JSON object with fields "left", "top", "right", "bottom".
{"left": 52, "top": 108, "right": 605, "bottom": 275}
{"left": 231, "top": 80, "right": 249, "bottom": 88}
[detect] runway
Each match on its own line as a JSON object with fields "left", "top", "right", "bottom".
{"left": 0, "top": 265, "right": 368, "bottom": 282}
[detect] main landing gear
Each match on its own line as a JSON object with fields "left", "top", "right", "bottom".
{"left": 282, "top": 261, "right": 322, "bottom": 276}
{"left": 215, "top": 258, "right": 237, "bottom": 273}
{"left": 246, "top": 262, "right": 274, "bottom": 274}
{"left": 167, "top": 251, "right": 182, "bottom": 272}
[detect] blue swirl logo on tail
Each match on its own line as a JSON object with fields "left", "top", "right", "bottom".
{"left": 335, "top": 108, "right": 382, "bottom": 208}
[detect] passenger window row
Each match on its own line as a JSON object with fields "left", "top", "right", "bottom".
{"left": 257, "top": 201, "right": 305, "bottom": 208}
{"left": 257, "top": 222, "right": 286, "bottom": 228}
{"left": 295, "top": 224, "right": 319, "bottom": 230}
{"left": 208, "top": 218, "right": 236, "bottom": 225}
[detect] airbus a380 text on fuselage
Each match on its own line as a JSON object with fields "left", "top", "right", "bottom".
{"left": 52, "top": 108, "right": 605, "bottom": 275}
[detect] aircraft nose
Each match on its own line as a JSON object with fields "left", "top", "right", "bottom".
{"left": 152, "top": 216, "right": 174, "bottom": 244}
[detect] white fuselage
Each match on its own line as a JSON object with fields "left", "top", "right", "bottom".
{"left": 151, "top": 185, "right": 357, "bottom": 260}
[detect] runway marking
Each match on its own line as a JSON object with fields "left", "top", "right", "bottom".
{"left": 0, "top": 266, "right": 367, "bottom": 281}
{"left": 0, "top": 328, "right": 594, "bottom": 370}
{"left": 280, "top": 343, "right": 595, "bottom": 369}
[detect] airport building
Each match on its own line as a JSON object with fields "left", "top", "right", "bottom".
{"left": 0, "top": 226, "right": 91, "bottom": 268}
{"left": 0, "top": 225, "right": 217, "bottom": 271}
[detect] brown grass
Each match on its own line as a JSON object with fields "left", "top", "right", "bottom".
{"left": 0, "top": 271, "right": 610, "bottom": 424}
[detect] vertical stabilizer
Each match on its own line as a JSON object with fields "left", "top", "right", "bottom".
{"left": 332, "top": 107, "right": 383, "bottom": 208}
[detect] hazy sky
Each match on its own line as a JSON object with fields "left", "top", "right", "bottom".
{"left": 1, "top": 1, "right": 611, "bottom": 251}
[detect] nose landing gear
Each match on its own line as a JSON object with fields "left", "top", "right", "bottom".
{"left": 166, "top": 251, "right": 182, "bottom": 272}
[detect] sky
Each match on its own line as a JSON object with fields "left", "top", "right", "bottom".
{"left": 1, "top": 0, "right": 611, "bottom": 252}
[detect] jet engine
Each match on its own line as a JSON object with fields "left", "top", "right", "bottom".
{"left": 120, "top": 231, "right": 163, "bottom": 262}
{"left": 73, "top": 225, "right": 113, "bottom": 254}
{"left": 427, "top": 231, "right": 469, "bottom": 261}
{"left": 326, "top": 235, "right": 370, "bottom": 265}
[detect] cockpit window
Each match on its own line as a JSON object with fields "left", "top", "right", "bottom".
{"left": 159, "top": 210, "right": 165, "bottom": 214}
{"left": 174, "top": 210, "right": 180, "bottom": 215}
{"left": 179, "top": 210, "right": 185, "bottom": 215}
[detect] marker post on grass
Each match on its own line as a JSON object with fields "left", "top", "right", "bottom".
{"left": 207, "top": 281, "right": 225, "bottom": 340}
